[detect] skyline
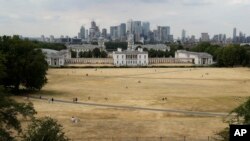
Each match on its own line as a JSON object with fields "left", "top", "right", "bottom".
{"left": 0, "top": 0, "right": 249, "bottom": 38}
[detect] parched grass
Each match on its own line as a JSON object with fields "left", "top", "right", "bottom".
{"left": 16, "top": 68, "right": 250, "bottom": 140}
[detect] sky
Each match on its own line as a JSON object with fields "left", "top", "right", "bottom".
{"left": 0, "top": 0, "right": 250, "bottom": 39}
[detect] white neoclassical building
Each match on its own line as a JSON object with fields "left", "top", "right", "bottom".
{"left": 41, "top": 49, "right": 70, "bottom": 67}
{"left": 113, "top": 48, "right": 148, "bottom": 66}
{"left": 175, "top": 50, "right": 213, "bottom": 65}
{"left": 113, "top": 34, "right": 149, "bottom": 67}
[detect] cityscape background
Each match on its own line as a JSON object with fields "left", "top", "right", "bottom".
{"left": 0, "top": 0, "right": 250, "bottom": 41}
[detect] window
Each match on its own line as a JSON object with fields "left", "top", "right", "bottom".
{"left": 117, "top": 55, "right": 119, "bottom": 59}
{"left": 144, "top": 55, "right": 146, "bottom": 59}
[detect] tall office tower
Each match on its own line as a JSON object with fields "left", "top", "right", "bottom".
{"left": 78, "top": 26, "right": 85, "bottom": 39}
{"left": 153, "top": 30, "right": 158, "bottom": 42}
{"left": 157, "top": 26, "right": 170, "bottom": 42}
{"left": 142, "top": 22, "right": 150, "bottom": 39}
{"left": 181, "top": 29, "right": 186, "bottom": 42}
{"left": 110, "top": 26, "right": 119, "bottom": 41}
{"left": 91, "top": 21, "right": 96, "bottom": 28}
{"left": 85, "top": 29, "right": 89, "bottom": 39}
{"left": 133, "top": 21, "right": 142, "bottom": 42}
{"left": 102, "top": 28, "right": 107, "bottom": 38}
{"left": 89, "top": 21, "right": 101, "bottom": 41}
{"left": 119, "top": 23, "right": 126, "bottom": 41}
{"left": 41, "top": 35, "right": 45, "bottom": 42}
{"left": 190, "top": 35, "right": 196, "bottom": 42}
{"left": 201, "top": 33, "right": 210, "bottom": 42}
{"left": 49, "top": 35, "right": 55, "bottom": 43}
{"left": 126, "top": 19, "right": 133, "bottom": 34}
{"left": 233, "top": 27, "right": 237, "bottom": 42}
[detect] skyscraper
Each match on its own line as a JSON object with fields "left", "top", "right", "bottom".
{"left": 201, "top": 33, "right": 210, "bottom": 42}
{"left": 110, "top": 26, "right": 119, "bottom": 41}
{"left": 89, "top": 21, "right": 100, "bottom": 41}
{"left": 181, "top": 29, "right": 186, "bottom": 42}
{"left": 133, "top": 21, "right": 142, "bottom": 42}
{"left": 126, "top": 19, "right": 133, "bottom": 34}
{"left": 119, "top": 23, "right": 126, "bottom": 41}
{"left": 102, "top": 28, "right": 107, "bottom": 38}
{"left": 78, "top": 26, "right": 85, "bottom": 39}
{"left": 157, "top": 26, "right": 170, "bottom": 42}
{"left": 233, "top": 28, "right": 237, "bottom": 43}
{"left": 142, "top": 22, "right": 150, "bottom": 39}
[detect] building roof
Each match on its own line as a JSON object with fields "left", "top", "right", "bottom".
{"left": 138, "top": 44, "right": 170, "bottom": 51}
{"left": 114, "top": 50, "right": 148, "bottom": 55}
{"left": 176, "top": 50, "right": 213, "bottom": 58}
{"left": 42, "top": 49, "right": 68, "bottom": 59}
{"left": 67, "top": 44, "right": 102, "bottom": 50}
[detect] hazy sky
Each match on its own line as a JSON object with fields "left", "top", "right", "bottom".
{"left": 0, "top": 0, "right": 249, "bottom": 38}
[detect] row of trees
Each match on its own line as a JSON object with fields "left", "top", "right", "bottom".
{"left": 105, "top": 42, "right": 128, "bottom": 51}
{"left": 31, "top": 40, "right": 67, "bottom": 51}
{"left": 146, "top": 49, "right": 171, "bottom": 58}
{"left": 0, "top": 36, "right": 48, "bottom": 91}
{"left": 71, "top": 48, "right": 108, "bottom": 58}
{"left": 191, "top": 42, "right": 250, "bottom": 67}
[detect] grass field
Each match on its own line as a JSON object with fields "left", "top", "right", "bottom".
{"left": 17, "top": 68, "right": 250, "bottom": 140}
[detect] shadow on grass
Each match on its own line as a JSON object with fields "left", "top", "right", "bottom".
{"left": 30, "top": 89, "right": 67, "bottom": 97}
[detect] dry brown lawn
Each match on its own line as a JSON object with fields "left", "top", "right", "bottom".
{"left": 16, "top": 68, "right": 250, "bottom": 140}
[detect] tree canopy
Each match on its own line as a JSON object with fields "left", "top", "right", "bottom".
{"left": 105, "top": 42, "right": 127, "bottom": 51}
{"left": 23, "top": 117, "right": 69, "bottom": 141}
{"left": 77, "top": 48, "right": 107, "bottom": 58}
{"left": 0, "top": 36, "right": 48, "bottom": 91}
{"left": 214, "top": 97, "right": 250, "bottom": 141}
{"left": 191, "top": 43, "right": 250, "bottom": 67}
{"left": 0, "top": 90, "right": 36, "bottom": 141}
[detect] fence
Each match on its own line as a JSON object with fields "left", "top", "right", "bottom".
{"left": 76, "top": 136, "right": 215, "bottom": 141}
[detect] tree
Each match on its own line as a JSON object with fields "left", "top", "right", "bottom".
{"left": 92, "top": 48, "right": 101, "bottom": 58}
{"left": 105, "top": 42, "right": 127, "bottom": 51}
{"left": 78, "top": 51, "right": 84, "bottom": 58}
{"left": 100, "top": 51, "right": 108, "bottom": 58}
{"left": 70, "top": 50, "right": 77, "bottom": 58}
{"left": 23, "top": 49, "right": 48, "bottom": 90}
{"left": 23, "top": 117, "right": 69, "bottom": 141}
{"left": 214, "top": 98, "right": 250, "bottom": 141}
{"left": 0, "top": 37, "right": 48, "bottom": 91}
{"left": 0, "top": 90, "right": 36, "bottom": 141}
{"left": 0, "top": 52, "right": 6, "bottom": 83}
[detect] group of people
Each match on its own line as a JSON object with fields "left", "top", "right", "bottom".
{"left": 162, "top": 97, "right": 168, "bottom": 101}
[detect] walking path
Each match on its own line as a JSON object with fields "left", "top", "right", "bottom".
{"left": 27, "top": 96, "right": 229, "bottom": 117}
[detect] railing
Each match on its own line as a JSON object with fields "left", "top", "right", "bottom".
{"left": 148, "top": 58, "right": 194, "bottom": 64}
{"left": 65, "top": 58, "right": 114, "bottom": 64}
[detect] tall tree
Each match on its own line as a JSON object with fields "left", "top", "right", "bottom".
{"left": 0, "top": 36, "right": 48, "bottom": 91}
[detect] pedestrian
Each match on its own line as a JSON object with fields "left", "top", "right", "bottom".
{"left": 51, "top": 98, "right": 54, "bottom": 103}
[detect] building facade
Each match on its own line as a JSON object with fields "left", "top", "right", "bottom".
{"left": 42, "top": 49, "right": 70, "bottom": 67}
{"left": 175, "top": 50, "right": 213, "bottom": 65}
{"left": 113, "top": 48, "right": 148, "bottom": 66}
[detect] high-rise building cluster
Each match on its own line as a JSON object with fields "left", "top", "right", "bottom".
{"left": 39, "top": 20, "right": 250, "bottom": 45}
{"left": 232, "top": 27, "right": 250, "bottom": 43}
{"left": 75, "top": 19, "right": 174, "bottom": 43}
